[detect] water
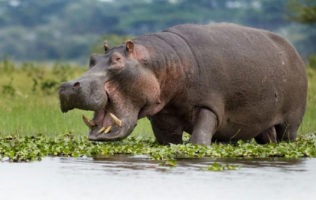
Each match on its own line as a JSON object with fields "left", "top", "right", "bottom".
{"left": 1, "top": 156, "right": 316, "bottom": 200}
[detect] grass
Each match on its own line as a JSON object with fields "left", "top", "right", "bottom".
{"left": 0, "top": 94, "right": 152, "bottom": 137}
{"left": 0, "top": 60, "right": 315, "bottom": 162}
{"left": 0, "top": 60, "right": 153, "bottom": 137}
{"left": 301, "top": 68, "right": 316, "bottom": 134}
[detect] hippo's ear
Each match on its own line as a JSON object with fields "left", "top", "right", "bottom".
{"left": 104, "top": 40, "right": 109, "bottom": 52}
{"left": 125, "top": 40, "right": 134, "bottom": 54}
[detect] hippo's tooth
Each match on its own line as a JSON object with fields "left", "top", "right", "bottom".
{"left": 109, "top": 113, "right": 122, "bottom": 127}
{"left": 82, "top": 115, "right": 96, "bottom": 128}
{"left": 97, "top": 126, "right": 112, "bottom": 135}
{"left": 103, "top": 126, "right": 112, "bottom": 134}
{"left": 97, "top": 127, "right": 106, "bottom": 135}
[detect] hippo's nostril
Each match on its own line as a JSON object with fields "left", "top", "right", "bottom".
{"left": 59, "top": 82, "right": 70, "bottom": 92}
{"left": 73, "top": 82, "right": 81, "bottom": 88}
{"left": 59, "top": 85, "right": 65, "bottom": 91}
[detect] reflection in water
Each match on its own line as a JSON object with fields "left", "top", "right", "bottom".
{"left": 1, "top": 156, "right": 315, "bottom": 200}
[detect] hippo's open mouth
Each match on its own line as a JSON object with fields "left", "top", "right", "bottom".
{"left": 81, "top": 103, "right": 139, "bottom": 141}
{"left": 82, "top": 108, "right": 127, "bottom": 141}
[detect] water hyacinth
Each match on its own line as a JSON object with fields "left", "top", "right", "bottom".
{"left": 1, "top": 133, "right": 316, "bottom": 162}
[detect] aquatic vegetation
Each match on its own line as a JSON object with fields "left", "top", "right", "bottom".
{"left": 1, "top": 133, "right": 316, "bottom": 162}
{"left": 207, "top": 162, "right": 239, "bottom": 171}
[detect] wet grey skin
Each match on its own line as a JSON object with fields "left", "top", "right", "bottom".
{"left": 59, "top": 23, "right": 307, "bottom": 145}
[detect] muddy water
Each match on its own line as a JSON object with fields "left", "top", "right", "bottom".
{"left": 1, "top": 156, "right": 316, "bottom": 200}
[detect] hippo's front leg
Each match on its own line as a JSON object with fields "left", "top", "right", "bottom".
{"left": 149, "top": 113, "right": 183, "bottom": 145}
{"left": 191, "top": 108, "right": 217, "bottom": 145}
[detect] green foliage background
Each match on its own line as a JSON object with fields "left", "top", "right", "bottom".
{"left": 0, "top": 0, "right": 315, "bottom": 61}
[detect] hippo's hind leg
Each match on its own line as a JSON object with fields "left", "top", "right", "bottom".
{"left": 255, "top": 126, "right": 277, "bottom": 144}
{"left": 275, "top": 122, "right": 297, "bottom": 142}
{"left": 149, "top": 114, "right": 183, "bottom": 145}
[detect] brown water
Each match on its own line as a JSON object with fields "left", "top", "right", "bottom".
{"left": 1, "top": 156, "right": 315, "bottom": 200}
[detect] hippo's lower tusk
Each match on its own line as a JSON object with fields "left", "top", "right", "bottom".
{"left": 97, "top": 126, "right": 112, "bottom": 135}
{"left": 109, "top": 112, "right": 122, "bottom": 127}
{"left": 97, "top": 127, "right": 106, "bottom": 135}
{"left": 103, "top": 126, "right": 112, "bottom": 134}
{"left": 82, "top": 115, "right": 96, "bottom": 128}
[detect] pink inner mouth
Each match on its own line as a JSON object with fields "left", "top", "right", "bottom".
{"left": 93, "top": 109, "right": 113, "bottom": 128}
{"left": 83, "top": 108, "right": 123, "bottom": 136}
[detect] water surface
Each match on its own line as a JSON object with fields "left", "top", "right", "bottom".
{"left": 1, "top": 156, "right": 315, "bottom": 200}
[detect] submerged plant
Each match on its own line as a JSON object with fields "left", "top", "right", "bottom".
{"left": 207, "top": 162, "right": 239, "bottom": 171}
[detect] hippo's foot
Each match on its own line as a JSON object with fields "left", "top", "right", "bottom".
{"left": 255, "top": 126, "right": 277, "bottom": 144}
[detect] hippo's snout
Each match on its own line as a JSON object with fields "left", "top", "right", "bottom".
{"left": 59, "top": 81, "right": 81, "bottom": 112}
{"left": 59, "top": 79, "right": 107, "bottom": 112}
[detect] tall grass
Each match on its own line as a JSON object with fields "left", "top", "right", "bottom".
{"left": 300, "top": 67, "right": 316, "bottom": 134}
{"left": 0, "top": 60, "right": 153, "bottom": 138}
{"left": 0, "top": 60, "right": 314, "bottom": 138}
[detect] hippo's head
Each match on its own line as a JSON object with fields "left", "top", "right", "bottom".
{"left": 59, "top": 41, "right": 162, "bottom": 141}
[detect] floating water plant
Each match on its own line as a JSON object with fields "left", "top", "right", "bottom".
{"left": 1, "top": 133, "right": 316, "bottom": 162}
{"left": 207, "top": 162, "right": 239, "bottom": 171}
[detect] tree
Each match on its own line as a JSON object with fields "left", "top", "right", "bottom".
{"left": 0, "top": 0, "right": 315, "bottom": 61}
{"left": 289, "top": 0, "right": 316, "bottom": 24}
{"left": 289, "top": 0, "right": 316, "bottom": 66}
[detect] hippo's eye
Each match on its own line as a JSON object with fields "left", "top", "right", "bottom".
{"left": 89, "top": 58, "right": 96, "bottom": 68}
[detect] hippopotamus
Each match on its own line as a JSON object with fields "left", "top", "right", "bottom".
{"left": 59, "top": 23, "right": 307, "bottom": 145}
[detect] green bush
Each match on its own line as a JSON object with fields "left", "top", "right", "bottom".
{"left": 2, "top": 77, "right": 15, "bottom": 97}
{"left": 308, "top": 54, "right": 316, "bottom": 68}
{"left": 40, "top": 79, "right": 59, "bottom": 95}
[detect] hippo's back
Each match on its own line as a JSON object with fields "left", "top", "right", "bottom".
{"left": 164, "top": 24, "right": 307, "bottom": 141}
